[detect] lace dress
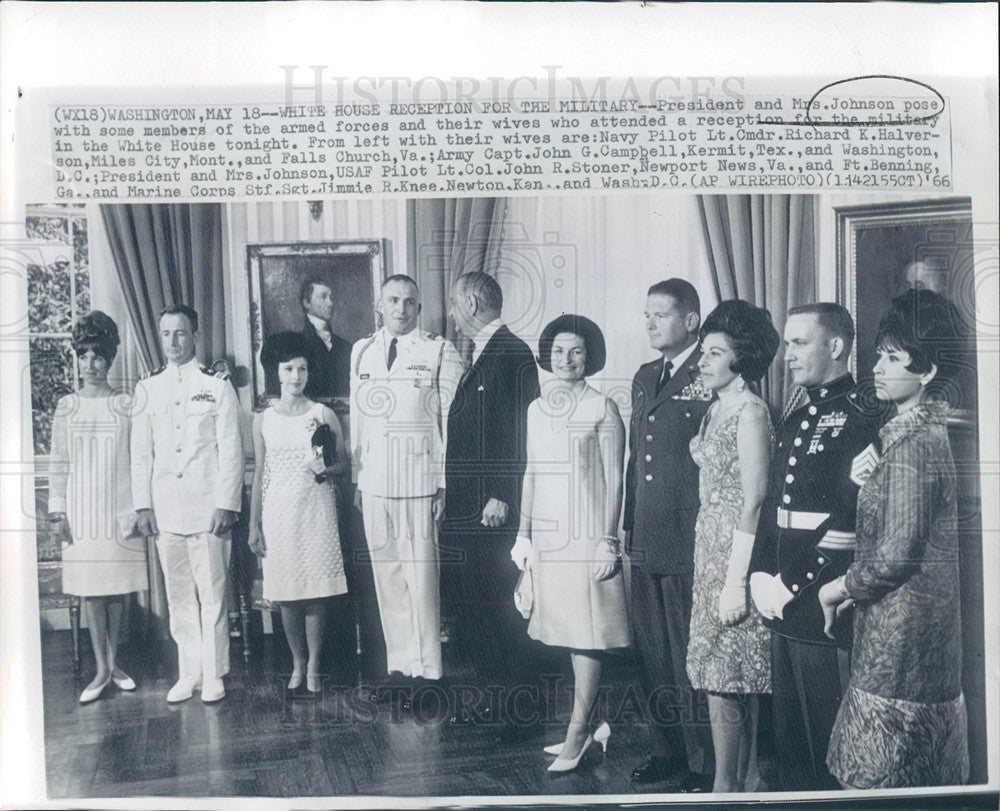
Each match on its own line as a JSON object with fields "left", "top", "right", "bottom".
{"left": 260, "top": 402, "right": 347, "bottom": 602}
{"left": 686, "top": 397, "right": 772, "bottom": 694}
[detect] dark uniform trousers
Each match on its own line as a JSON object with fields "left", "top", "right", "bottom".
{"left": 629, "top": 568, "right": 713, "bottom": 775}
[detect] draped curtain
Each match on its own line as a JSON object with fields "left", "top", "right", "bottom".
{"left": 406, "top": 198, "right": 508, "bottom": 353}
{"left": 99, "top": 203, "right": 227, "bottom": 637}
{"left": 696, "top": 195, "right": 816, "bottom": 411}
{"left": 100, "top": 204, "right": 226, "bottom": 373}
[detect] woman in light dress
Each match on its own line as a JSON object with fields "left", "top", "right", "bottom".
{"left": 685, "top": 299, "right": 779, "bottom": 792}
{"left": 48, "top": 311, "right": 148, "bottom": 704}
{"left": 820, "top": 289, "right": 969, "bottom": 788}
{"left": 249, "top": 332, "right": 349, "bottom": 695}
{"left": 513, "top": 315, "right": 629, "bottom": 774}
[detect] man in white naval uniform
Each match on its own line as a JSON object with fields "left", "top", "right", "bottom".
{"left": 131, "top": 305, "right": 244, "bottom": 704}
{"left": 350, "top": 275, "right": 462, "bottom": 691}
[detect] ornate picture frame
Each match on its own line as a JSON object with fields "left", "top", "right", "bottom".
{"left": 247, "top": 239, "right": 389, "bottom": 411}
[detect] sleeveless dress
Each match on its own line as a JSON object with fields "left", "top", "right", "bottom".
{"left": 48, "top": 392, "right": 148, "bottom": 596}
{"left": 686, "top": 397, "right": 772, "bottom": 694}
{"left": 260, "top": 402, "right": 347, "bottom": 602}
{"left": 525, "top": 385, "right": 629, "bottom": 651}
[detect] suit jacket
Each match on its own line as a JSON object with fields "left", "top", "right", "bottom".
{"left": 443, "top": 324, "right": 539, "bottom": 535}
{"left": 301, "top": 323, "right": 352, "bottom": 399}
{"left": 623, "top": 349, "right": 711, "bottom": 575}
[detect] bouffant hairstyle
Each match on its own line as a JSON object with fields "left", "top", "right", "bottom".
{"left": 788, "top": 302, "right": 855, "bottom": 356}
{"left": 71, "top": 310, "right": 120, "bottom": 366}
{"left": 537, "top": 314, "right": 607, "bottom": 376}
{"left": 699, "top": 299, "right": 780, "bottom": 383}
{"left": 875, "top": 288, "right": 959, "bottom": 399}
{"left": 260, "top": 331, "right": 312, "bottom": 372}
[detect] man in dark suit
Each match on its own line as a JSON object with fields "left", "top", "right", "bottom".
{"left": 298, "top": 275, "right": 352, "bottom": 399}
{"left": 441, "top": 271, "right": 539, "bottom": 689}
{"left": 625, "top": 279, "right": 714, "bottom": 791}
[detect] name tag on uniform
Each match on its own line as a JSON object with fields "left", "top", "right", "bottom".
{"left": 360, "top": 373, "right": 370, "bottom": 380}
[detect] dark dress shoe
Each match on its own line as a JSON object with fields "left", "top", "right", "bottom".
{"left": 673, "top": 772, "right": 713, "bottom": 793}
{"left": 631, "top": 756, "right": 685, "bottom": 785}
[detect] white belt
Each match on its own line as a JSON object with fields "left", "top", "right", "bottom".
{"left": 777, "top": 508, "right": 856, "bottom": 550}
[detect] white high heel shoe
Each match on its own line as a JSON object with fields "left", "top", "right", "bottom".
{"left": 547, "top": 733, "right": 593, "bottom": 774}
{"left": 543, "top": 721, "right": 611, "bottom": 756}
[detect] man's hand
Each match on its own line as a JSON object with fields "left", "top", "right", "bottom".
{"left": 48, "top": 513, "right": 72, "bottom": 546}
{"left": 132, "top": 508, "right": 159, "bottom": 538}
{"left": 209, "top": 508, "right": 239, "bottom": 536}
{"left": 248, "top": 524, "right": 266, "bottom": 557}
{"left": 353, "top": 488, "right": 363, "bottom": 513}
{"left": 432, "top": 488, "right": 446, "bottom": 523}
{"left": 749, "top": 571, "right": 793, "bottom": 621}
{"left": 480, "top": 498, "right": 509, "bottom": 528}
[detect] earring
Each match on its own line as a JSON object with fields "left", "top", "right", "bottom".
{"left": 737, "top": 376, "right": 747, "bottom": 393}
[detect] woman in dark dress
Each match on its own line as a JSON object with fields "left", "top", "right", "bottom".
{"left": 820, "top": 289, "right": 969, "bottom": 788}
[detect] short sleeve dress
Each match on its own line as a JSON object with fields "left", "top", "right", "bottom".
{"left": 48, "top": 392, "right": 148, "bottom": 596}
{"left": 686, "top": 397, "right": 772, "bottom": 694}
{"left": 525, "top": 385, "right": 629, "bottom": 651}
{"left": 260, "top": 402, "right": 348, "bottom": 602}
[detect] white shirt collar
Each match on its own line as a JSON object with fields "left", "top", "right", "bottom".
{"left": 307, "top": 312, "right": 331, "bottom": 333}
{"left": 168, "top": 356, "right": 201, "bottom": 379}
{"left": 665, "top": 340, "right": 698, "bottom": 373}
{"left": 471, "top": 318, "right": 504, "bottom": 365}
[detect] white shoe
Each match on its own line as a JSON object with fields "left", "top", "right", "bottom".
{"left": 79, "top": 676, "right": 111, "bottom": 705}
{"left": 112, "top": 671, "right": 137, "bottom": 691}
{"left": 544, "top": 721, "right": 611, "bottom": 756}
{"left": 166, "top": 678, "right": 201, "bottom": 704}
{"left": 547, "top": 733, "right": 593, "bottom": 774}
{"left": 201, "top": 678, "right": 225, "bottom": 704}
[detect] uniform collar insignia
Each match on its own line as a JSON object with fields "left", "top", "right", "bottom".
{"left": 807, "top": 373, "right": 854, "bottom": 404}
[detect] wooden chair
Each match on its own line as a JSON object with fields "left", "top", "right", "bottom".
{"left": 37, "top": 559, "right": 82, "bottom": 673}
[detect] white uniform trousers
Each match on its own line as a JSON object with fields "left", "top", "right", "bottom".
{"left": 363, "top": 495, "right": 441, "bottom": 680}
{"left": 155, "top": 531, "right": 231, "bottom": 683}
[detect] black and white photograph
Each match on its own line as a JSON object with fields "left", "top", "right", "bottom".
{"left": 1, "top": 4, "right": 997, "bottom": 810}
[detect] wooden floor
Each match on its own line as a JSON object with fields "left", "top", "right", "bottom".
{"left": 45, "top": 623, "right": 753, "bottom": 801}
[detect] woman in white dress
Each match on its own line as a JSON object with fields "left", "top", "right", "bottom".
{"left": 249, "top": 332, "right": 349, "bottom": 694}
{"left": 514, "top": 315, "right": 628, "bottom": 774}
{"left": 47, "top": 311, "right": 148, "bottom": 704}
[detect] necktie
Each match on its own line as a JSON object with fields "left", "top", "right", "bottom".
{"left": 387, "top": 337, "right": 397, "bottom": 370}
{"left": 655, "top": 359, "right": 673, "bottom": 396}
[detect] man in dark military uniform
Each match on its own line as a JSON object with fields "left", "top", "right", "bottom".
{"left": 625, "top": 279, "right": 714, "bottom": 791}
{"left": 749, "top": 302, "right": 884, "bottom": 791}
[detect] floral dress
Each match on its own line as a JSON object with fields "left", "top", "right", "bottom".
{"left": 827, "top": 402, "right": 968, "bottom": 788}
{"left": 686, "top": 397, "right": 772, "bottom": 694}
{"left": 260, "top": 402, "right": 347, "bottom": 602}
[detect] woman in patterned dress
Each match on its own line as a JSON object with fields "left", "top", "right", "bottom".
{"left": 48, "top": 311, "right": 148, "bottom": 704}
{"left": 820, "top": 289, "right": 969, "bottom": 788}
{"left": 686, "top": 299, "right": 779, "bottom": 792}
{"left": 249, "top": 332, "right": 349, "bottom": 694}
{"left": 513, "top": 315, "right": 628, "bottom": 774}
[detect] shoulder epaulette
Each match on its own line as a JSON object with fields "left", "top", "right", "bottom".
{"left": 140, "top": 365, "right": 166, "bottom": 380}
{"left": 352, "top": 333, "right": 379, "bottom": 377}
{"left": 846, "top": 386, "right": 885, "bottom": 418}
{"left": 200, "top": 365, "right": 230, "bottom": 381}
{"left": 422, "top": 330, "right": 442, "bottom": 341}
{"left": 639, "top": 358, "right": 662, "bottom": 370}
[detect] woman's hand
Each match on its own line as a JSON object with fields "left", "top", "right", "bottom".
{"left": 718, "top": 582, "right": 748, "bottom": 626}
{"left": 248, "top": 524, "right": 267, "bottom": 558}
{"left": 510, "top": 535, "right": 533, "bottom": 571}
{"left": 819, "top": 577, "right": 854, "bottom": 639}
{"left": 49, "top": 512, "right": 71, "bottom": 546}
{"left": 592, "top": 537, "right": 620, "bottom": 581}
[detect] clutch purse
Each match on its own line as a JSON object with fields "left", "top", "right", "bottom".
{"left": 310, "top": 423, "right": 337, "bottom": 483}
{"left": 514, "top": 565, "right": 533, "bottom": 619}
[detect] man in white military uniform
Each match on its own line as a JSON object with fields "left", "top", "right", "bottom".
{"left": 131, "top": 305, "right": 244, "bottom": 704}
{"left": 350, "top": 275, "right": 462, "bottom": 688}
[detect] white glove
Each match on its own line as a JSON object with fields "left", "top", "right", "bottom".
{"left": 749, "top": 572, "right": 795, "bottom": 620}
{"left": 718, "top": 529, "right": 755, "bottom": 623}
{"left": 510, "top": 535, "right": 533, "bottom": 571}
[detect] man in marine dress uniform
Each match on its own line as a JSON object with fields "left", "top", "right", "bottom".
{"left": 350, "top": 275, "right": 463, "bottom": 697}
{"left": 748, "top": 302, "right": 883, "bottom": 790}
{"left": 625, "top": 279, "right": 714, "bottom": 792}
{"left": 131, "top": 304, "right": 244, "bottom": 704}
